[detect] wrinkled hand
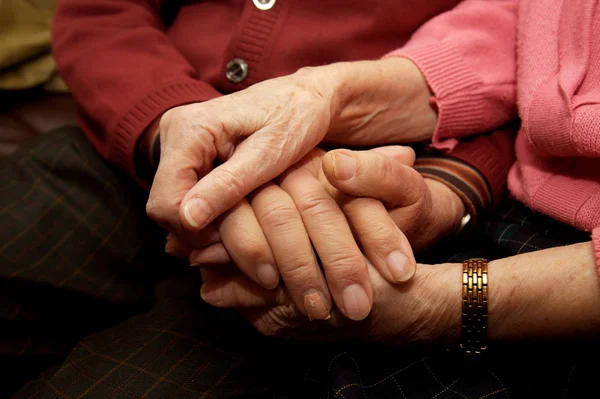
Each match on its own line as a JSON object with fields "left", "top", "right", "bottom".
{"left": 199, "top": 260, "right": 461, "bottom": 343}
{"left": 321, "top": 149, "right": 465, "bottom": 252}
{"left": 193, "top": 147, "right": 465, "bottom": 323}
{"left": 193, "top": 147, "right": 419, "bottom": 321}
{"left": 146, "top": 58, "right": 436, "bottom": 252}
{"left": 146, "top": 68, "right": 338, "bottom": 247}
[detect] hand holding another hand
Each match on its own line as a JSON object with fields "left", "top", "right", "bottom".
{"left": 194, "top": 146, "right": 465, "bottom": 326}
{"left": 321, "top": 148, "right": 465, "bottom": 253}
{"left": 146, "top": 58, "right": 436, "bottom": 254}
{"left": 200, "top": 258, "right": 461, "bottom": 344}
{"left": 193, "top": 147, "right": 419, "bottom": 322}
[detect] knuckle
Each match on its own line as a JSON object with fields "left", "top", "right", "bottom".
{"left": 362, "top": 226, "right": 398, "bottom": 249}
{"left": 233, "top": 283, "right": 253, "bottom": 307}
{"left": 360, "top": 218, "right": 398, "bottom": 241}
{"left": 233, "top": 237, "right": 269, "bottom": 262}
{"left": 212, "top": 168, "right": 247, "bottom": 200}
{"left": 296, "top": 191, "right": 337, "bottom": 218}
{"left": 341, "top": 197, "right": 372, "bottom": 215}
{"left": 145, "top": 197, "right": 172, "bottom": 226}
{"left": 258, "top": 201, "right": 299, "bottom": 229}
{"left": 294, "top": 66, "right": 316, "bottom": 76}
{"left": 159, "top": 108, "right": 177, "bottom": 130}
{"left": 323, "top": 252, "right": 366, "bottom": 282}
{"left": 372, "top": 155, "right": 394, "bottom": 181}
{"left": 279, "top": 256, "right": 319, "bottom": 287}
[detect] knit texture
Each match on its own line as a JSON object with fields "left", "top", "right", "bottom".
{"left": 53, "top": 0, "right": 516, "bottom": 197}
{"left": 507, "top": 0, "right": 600, "bottom": 274}
{"left": 387, "top": 0, "right": 518, "bottom": 150}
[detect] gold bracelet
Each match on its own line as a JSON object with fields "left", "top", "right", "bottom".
{"left": 460, "top": 258, "right": 488, "bottom": 355}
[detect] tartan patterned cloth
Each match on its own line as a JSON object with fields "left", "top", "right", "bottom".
{"left": 1, "top": 128, "right": 598, "bottom": 398}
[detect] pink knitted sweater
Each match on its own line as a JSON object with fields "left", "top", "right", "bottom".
{"left": 391, "top": 0, "right": 600, "bottom": 274}
{"left": 508, "top": 0, "right": 600, "bottom": 274}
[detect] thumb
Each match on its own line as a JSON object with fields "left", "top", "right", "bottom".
{"left": 322, "top": 147, "right": 424, "bottom": 208}
{"left": 370, "top": 145, "right": 416, "bottom": 166}
{"left": 179, "top": 128, "right": 310, "bottom": 232}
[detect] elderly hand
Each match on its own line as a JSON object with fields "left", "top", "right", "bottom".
{"left": 146, "top": 58, "right": 436, "bottom": 251}
{"left": 192, "top": 147, "right": 419, "bottom": 321}
{"left": 199, "top": 260, "right": 461, "bottom": 343}
{"left": 191, "top": 146, "right": 466, "bottom": 322}
{"left": 321, "top": 149, "right": 465, "bottom": 253}
{"left": 202, "top": 242, "right": 600, "bottom": 342}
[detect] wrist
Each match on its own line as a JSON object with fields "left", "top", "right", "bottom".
{"left": 322, "top": 58, "right": 437, "bottom": 144}
{"left": 413, "top": 263, "right": 462, "bottom": 343}
{"left": 425, "top": 178, "right": 466, "bottom": 236}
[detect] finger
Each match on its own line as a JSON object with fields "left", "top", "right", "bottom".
{"left": 165, "top": 233, "right": 192, "bottom": 259}
{"left": 279, "top": 168, "right": 373, "bottom": 321}
{"left": 339, "top": 197, "right": 417, "bottom": 283}
{"left": 200, "top": 269, "right": 286, "bottom": 308}
{"left": 146, "top": 114, "right": 216, "bottom": 237}
{"left": 250, "top": 183, "right": 332, "bottom": 321}
{"left": 190, "top": 243, "right": 231, "bottom": 266}
{"left": 322, "top": 148, "right": 423, "bottom": 208}
{"left": 370, "top": 145, "right": 416, "bottom": 165}
{"left": 179, "top": 125, "right": 321, "bottom": 232}
{"left": 217, "top": 199, "right": 280, "bottom": 289}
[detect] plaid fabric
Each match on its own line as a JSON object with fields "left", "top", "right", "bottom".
{"left": 2, "top": 128, "right": 598, "bottom": 398}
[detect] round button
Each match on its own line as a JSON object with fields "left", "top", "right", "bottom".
{"left": 253, "top": 0, "right": 276, "bottom": 11}
{"left": 226, "top": 58, "right": 249, "bottom": 83}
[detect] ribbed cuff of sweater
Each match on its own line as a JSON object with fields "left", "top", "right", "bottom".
{"left": 385, "top": 40, "right": 489, "bottom": 151}
{"left": 593, "top": 228, "right": 600, "bottom": 278}
{"left": 415, "top": 154, "right": 492, "bottom": 222}
{"left": 110, "top": 80, "right": 222, "bottom": 182}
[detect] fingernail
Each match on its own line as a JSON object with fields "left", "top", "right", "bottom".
{"left": 332, "top": 153, "right": 356, "bottom": 180}
{"left": 387, "top": 250, "right": 415, "bottom": 282}
{"left": 184, "top": 198, "right": 211, "bottom": 229}
{"left": 342, "top": 284, "right": 371, "bottom": 321}
{"left": 200, "top": 284, "right": 223, "bottom": 306}
{"left": 256, "top": 264, "right": 280, "bottom": 289}
{"left": 303, "top": 290, "right": 331, "bottom": 321}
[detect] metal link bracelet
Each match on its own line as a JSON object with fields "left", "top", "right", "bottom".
{"left": 460, "top": 258, "right": 488, "bottom": 355}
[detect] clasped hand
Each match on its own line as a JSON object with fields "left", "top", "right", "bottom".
{"left": 163, "top": 146, "right": 464, "bottom": 326}
{"left": 145, "top": 60, "right": 464, "bottom": 334}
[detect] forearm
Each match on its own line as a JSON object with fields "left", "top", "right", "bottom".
{"left": 489, "top": 242, "right": 600, "bottom": 339}
{"left": 436, "top": 243, "right": 600, "bottom": 342}
{"left": 313, "top": 58, "right": 438, "bottom": 145}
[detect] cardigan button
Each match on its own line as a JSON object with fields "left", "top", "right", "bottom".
{"left": 253, "top": 0, "right": 276, "bottom": 11}
{"left": 225, "top": 58, "right": 249, "bottom": 83}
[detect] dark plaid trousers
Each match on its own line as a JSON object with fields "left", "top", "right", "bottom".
{"left": 1, "top": 128, "right": 598, "bottom": 398}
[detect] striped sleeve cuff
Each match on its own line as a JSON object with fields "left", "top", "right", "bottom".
{"left": 414, "top": 154, "right": 493, "bottom": 222}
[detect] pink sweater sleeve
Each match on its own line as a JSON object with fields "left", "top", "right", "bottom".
{"left": 524, "top": 0, "right": 600, "bottom": 158}
{"left": 385, "top": 0, "right": 518, "bottom": 150}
